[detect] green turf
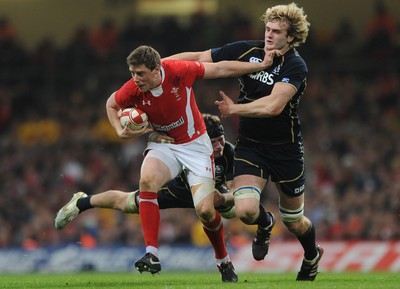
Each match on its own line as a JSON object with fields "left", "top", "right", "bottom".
{"left": 0, "top": 272, "right": 399, "bottom": 289}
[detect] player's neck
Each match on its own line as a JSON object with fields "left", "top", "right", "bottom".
{"left": 265, "top": 46, "right": 291, "bottom": 55}
{"left": 152, "top": 72, "right": 162, "bottom": 89}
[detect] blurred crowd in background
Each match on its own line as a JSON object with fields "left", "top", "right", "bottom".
{"left": 0, "top": 1, "right": 399, "bottom": 250}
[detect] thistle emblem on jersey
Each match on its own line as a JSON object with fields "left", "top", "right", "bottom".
{"left": 272, "top": 65, "right": 281, "bottom": 75}
{"left": 171, "top": 87, "right": 181, "bottom": 101}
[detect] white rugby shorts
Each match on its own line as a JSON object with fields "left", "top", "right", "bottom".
{"left": 144, "top": 133, "right": 214, "bottom": 187}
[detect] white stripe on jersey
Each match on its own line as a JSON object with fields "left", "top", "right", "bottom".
{"left": 185, "top": 86, "right": 195, "bottom": 138}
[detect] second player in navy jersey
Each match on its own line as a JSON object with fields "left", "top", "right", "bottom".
{"left": 212, "top": 40, "right": 306, "bottom": 144}
{"left": 167, "top": 3, "right": 323, "bottom": 281}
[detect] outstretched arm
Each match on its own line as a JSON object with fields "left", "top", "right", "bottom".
{"left": 202, "top": 50, "right": 281, "bottom": 79}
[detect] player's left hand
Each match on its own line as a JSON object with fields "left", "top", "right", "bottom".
{"left": 119, "top": 125, "right": 152, "bottom": 139}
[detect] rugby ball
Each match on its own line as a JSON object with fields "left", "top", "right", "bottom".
{"left": 120, "top": 107, "right": 148, "bottom": 130}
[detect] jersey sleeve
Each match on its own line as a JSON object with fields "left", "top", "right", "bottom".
{"left": 211, "top": 40, "right": 261, "bottom": 62}
{"left": 278, "top": 56, "right": 307, "bottom": 90}
{"left": 162, "top": 59, "right": 205, "bottom": 86}
{"left": 192, "top": 61, "right": 205, "bottom": 79}
{"left": 182, "top": 60, "right": 205, "bottom": 85}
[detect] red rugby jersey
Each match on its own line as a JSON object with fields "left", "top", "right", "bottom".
{"left": 115, "top": 59, "right": 206, "bottom": 144}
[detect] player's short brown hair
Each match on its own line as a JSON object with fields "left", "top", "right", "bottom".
{"left": 127, "top": 45, "right": 161, "bottom": 70}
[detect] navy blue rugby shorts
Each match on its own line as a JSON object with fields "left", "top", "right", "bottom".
{"left": 233, "top": 139, "right": 306, "bottom": 197}
{"left": 156, "top": 186, "right": 194, "bottom": 209}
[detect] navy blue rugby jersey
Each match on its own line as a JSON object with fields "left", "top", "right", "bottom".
{"left": 211, "top": 40, "right": 307, "bottom": 145}
{"left": 163, "top": 140, "right": 235, "bottom": 198}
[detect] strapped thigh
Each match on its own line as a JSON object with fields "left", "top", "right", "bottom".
{"left": 279, "top": 203, "right": 304, "bottom": 223}
{"left": 233, "top": 186, "right": 261, "bottom": 201}
{"left": 190, "top": 176, "right": 215, "bottom": 207}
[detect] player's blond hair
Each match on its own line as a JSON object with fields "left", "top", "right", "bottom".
{"left": 260, "top": 2, "right": 310, "bottom": 48}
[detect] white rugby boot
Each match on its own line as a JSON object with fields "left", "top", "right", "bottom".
{"left": 55, "top": 192, "right": 87, "bottom": 230}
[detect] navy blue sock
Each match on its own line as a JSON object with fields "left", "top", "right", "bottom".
{"left": 76, "top": 196, "right": 93, "bottom": 212}
{"left": 297, "top": 223, "right": 318, "bottom": 260}
{"left": 252, "top": 204, "right": 273, "bottom": 229}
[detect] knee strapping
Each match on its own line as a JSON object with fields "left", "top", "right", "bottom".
{"left": 233, "top": 186, "right": 261, "bottom": 201}
{"left": 279, "top": 203, "right": 304, "bottom": 223}
{"left": 192, "top": 180, "right": 215, "bottom": 207}
{"left": 126, "top": 190, "right": 139, "bottom": 214}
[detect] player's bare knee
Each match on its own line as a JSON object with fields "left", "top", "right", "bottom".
{"left": 139, "top": 176, "right": 153, "bottom": 191}
{"left": 283, "top": 218, "right": 304, "bottom": 235}
{"left": 235, "top": 206, "right": 259, "bottom": 224}
{"left": 195, "top": 202, "right": 214, "bottom": 222}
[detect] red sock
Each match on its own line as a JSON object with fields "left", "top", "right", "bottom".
{"left": 139, "top": 191, "right": 159, "bottom": 248}
{"left": 202, "top": 212, "right": 228, "bottom": 259}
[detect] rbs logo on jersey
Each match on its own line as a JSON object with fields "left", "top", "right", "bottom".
{"left": 250, "top": 70, "right": 274, "bottom": 85}
{"left": 248, "top": 57, "right": 275, "bottom": 85}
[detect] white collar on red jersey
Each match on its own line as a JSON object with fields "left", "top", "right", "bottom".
{"left": 150, "top": 65, "right": 165, "bottom": 97}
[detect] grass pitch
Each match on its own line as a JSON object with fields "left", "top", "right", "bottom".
{"left": 0, "top": 271, "right": 399, "bottom": 289}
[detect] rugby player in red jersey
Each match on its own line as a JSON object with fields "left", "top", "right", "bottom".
{"left": 55, "top": 114, "right": 238, "bottom": 282}
{"left": 102, "top": 45, "right": 277, "bottom": 278}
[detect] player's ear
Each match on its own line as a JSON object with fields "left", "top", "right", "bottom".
{"left": 153, "top": 64, "right": 161, "bottom": 72}
{"left": 287, "top": 34, "right": 295, "bottom": 44}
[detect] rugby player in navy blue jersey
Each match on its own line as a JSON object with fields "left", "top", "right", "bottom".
{"left": 166, "top": 3, "right": 323, "bottom": 281}
{"left": 55, "top": 113, "right": 238, "bottom": 282}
